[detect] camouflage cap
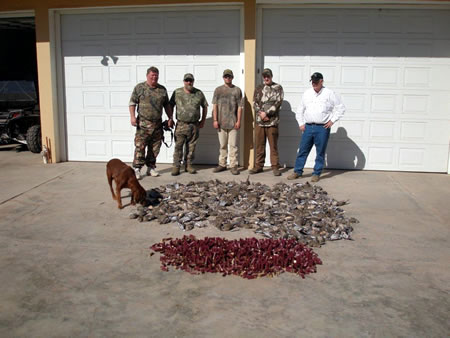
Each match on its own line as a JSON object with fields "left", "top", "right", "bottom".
{"left": 262, "top": 68, "right": 273, "bottom": 77}
{"left": 183, "top": 73, "right": 195, "bottom": 81}
{"left": 223, "top": 69, "right": 234, "bottom": 77}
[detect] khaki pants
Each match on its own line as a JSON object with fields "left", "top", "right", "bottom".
{"left": 217, "top": 128, "right": 238, "bottom": 168}
{"left": 254, "top": 124, "right": 279, "bottom": 169}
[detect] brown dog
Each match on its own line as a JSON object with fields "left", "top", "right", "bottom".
{"left": 106, "top": 158, "right": 146, "bottom": 209}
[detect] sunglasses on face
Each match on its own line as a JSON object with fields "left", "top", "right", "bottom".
{"left": 184, "top": 79, "right": 194, "bottom": 83}
{"left": 223, "top": 75, "right": 232, "bottom": 79}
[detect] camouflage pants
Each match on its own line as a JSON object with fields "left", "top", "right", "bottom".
{"left": 173, "top": 121, "right": 199, "bottom": 167}
{"left": 133, "top": 119, "right": 163, "bottom": 169}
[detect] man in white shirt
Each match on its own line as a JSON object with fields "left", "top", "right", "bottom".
{"left": 287, "top": 72, "right": 345, "bottom": 182}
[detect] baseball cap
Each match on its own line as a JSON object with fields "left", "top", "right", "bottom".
{"left": 310, "top": 72, "right": 324, "bottom": 82}
{"left": 223, "top": 69, "right": 234, "bottom": 77}
{"left": 262, "top": 68, "right": 273, "bottom": 77}
{"left": 183, "top": 73, "right": 195, "bottom": 81}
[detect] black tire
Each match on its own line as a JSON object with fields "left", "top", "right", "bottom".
{"left": 26, "top": 125, "right": 42, "bottom": 153}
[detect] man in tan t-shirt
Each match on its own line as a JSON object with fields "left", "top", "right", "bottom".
{"left": 212, "top": 69, "right": 244, "bottom": 175}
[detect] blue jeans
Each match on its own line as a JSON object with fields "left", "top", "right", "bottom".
{"left": 293, "top": 124, "right": 330, "bottom": 176}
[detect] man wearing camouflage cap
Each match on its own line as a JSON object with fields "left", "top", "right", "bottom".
{"left": 129, "top": 66, "right": 174, "bottom": 179}
{"left": 169, "top": 73, "right": 208, "bottom": 176}
{"left": 250, "top": 68, "right": 284, "bottom": 176}
{"left": 212, "top": 69, "right": 244, "bottom": 175}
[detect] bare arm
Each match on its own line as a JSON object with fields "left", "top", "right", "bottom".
{"left": 129, "top": 105, "right": 137, "bottom": 126}
{"left": 212, "top": 104, "right": 219, "bottom": 129}
{"left": 199, "top": 106, "right": 207, "bottom": 128}
{"left": 164, "top": 103, "right": 174, "bottom": 128}
{"left": 235, "top": 106, "right": 243, "bottom": 130}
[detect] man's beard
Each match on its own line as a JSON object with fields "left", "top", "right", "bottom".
{"left": 184, "top": 84, "right": 193, "bottom": 91}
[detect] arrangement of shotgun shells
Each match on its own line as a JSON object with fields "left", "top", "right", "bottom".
{"left": 131, "top": 179, "right": 359, "bottom": 247}
{"left": 150, "top": 235, "right": 322, "bottom": 279}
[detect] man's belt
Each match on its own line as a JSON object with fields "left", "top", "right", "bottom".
{"left": 306, "top": 123, "right": 325, "bottom": 126}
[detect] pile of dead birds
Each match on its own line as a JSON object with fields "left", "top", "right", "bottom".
{"left": 151, "top": 235, "right": 322, "bottom": 279}
{"left": 132, "top": 179, "right": 359, "bottom": 247}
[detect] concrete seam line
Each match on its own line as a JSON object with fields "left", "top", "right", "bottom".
{"left": 0, "top": 169, "right": 74, "bottom": 206}
{"left": 386, "top": 173, "right": 447, "bottom": 225}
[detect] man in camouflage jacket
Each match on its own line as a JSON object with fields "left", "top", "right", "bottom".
{"left": 129, "top": 66, "right": 173, "bottom": 179}
{"left": 212, "top": 69, "right": 244, "bottom": 175}
{"left": 169, "top": 73, "right": 208, "bottom": 176}
{"left": 250, "top": 68, "right": 284, "bottom": 176}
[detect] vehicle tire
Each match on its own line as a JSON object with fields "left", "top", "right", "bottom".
{"left": 26, "top": 125, "right": 42, "bottom": 153}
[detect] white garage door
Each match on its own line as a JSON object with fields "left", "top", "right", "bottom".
{"left": 262, "top": 8, "right": 450, "bottom": 172}
{"left": 61, "top": 9, "right": 241, "bottom": 163}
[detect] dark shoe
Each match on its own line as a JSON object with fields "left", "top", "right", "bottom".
{"left": 230, "top": 166, "right": 240, "bottom": 175}
{"left": 287, "top": 172, "right": 301, "bottom": 180}
{"left": 311, "top": 175, "right": 320, "bottom": 182}
{"left": 187, "top": 165, "right": 197, "bottom": 174}
{"left": 213, "top": 165, "right": 227, "bottom": 173}
{"left": 273, "top": 168, "right": 281, "bottom": 176}
{"left": 171, "top": 166, "right": 180, "bottom": 176}
{"left": 249, "top": 167, "right": 263, "bottom": 174}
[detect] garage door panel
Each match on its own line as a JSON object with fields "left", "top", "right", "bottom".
{"left": 279, "top": 65, "right": 306, "bottom": 87}
{"left": 84, "top": 115, "right": 109, "bottom": 134}
{"left": 111, "top": 140, "right": 134, "bottom": 158}
{"left": 110, "top": 90, "right": 132, "bottom": 110}
{"left": 370, "top": 94, "right": 398, "bottom": 114}
{"left": 109, "top": 66, "right": 135, "bottom": 85}
{"left": 111, "top": 116, "right": 133, "bottom": 134}
{"left": 66, "top": 114, "right": 84, "bottom": 136}
{"left": 342, "top": 93, "right": 368, "bottom": 114}
{"left": 338, "top": 120, "right": 366, "bottom": 140}
{"left": 310, "top": 65, "right": 338, "bottom": 85}
{"left": 62, "top": 9, "right": 241, "bottom": 163}
{"left": 263, "top": 8, "right": 450, "bottom": 172}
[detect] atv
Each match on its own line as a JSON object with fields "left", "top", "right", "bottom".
{"left": 0, "top": 81, "right": 41, "bottom": 153}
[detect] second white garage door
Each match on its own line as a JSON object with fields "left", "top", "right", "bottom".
{"left": 262, "top": 8, "right": 450, "bottom": 172}
{"left": 61, "top": 9, "right": 241, "bottom": 164}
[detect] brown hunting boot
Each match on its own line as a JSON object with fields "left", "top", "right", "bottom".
{"left": 213, "top": 165, "right": 227, "bottom": 173}
{"left": 187, "top": 164, "right": 197, "bottom": 174}
{"left": 230, "top": 166, "right": 240, "bottom": 175}
{"left": 171, "top": 166, "right": 180, "bottom": 176}
{"left": 249, "top": 167, "right": 263, "bottom": 174}
{"left": 311, "top": 175, "right": 320, "bottom": 182}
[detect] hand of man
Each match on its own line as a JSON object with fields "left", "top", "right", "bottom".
{"left": 167, "top": 119, "right": 174, "bottom": 129}
{"left": 199, "top": 120, "right": 205, "bottom": 129}
{"left": 259, "top": 111, "right": 267, "bottom": 120}
{"left": 324, "top": 120, "right": 334, "bottom": 129}
{"left": 213, "top": 121, "right": 219, "bottom": 129}
{"left": 234, "top": 121, "right": 241, "bottom": 130}
{"left": 300, "top": 124, "right": 305, "bottom": 132}
{"left": 131, "top": 115, "right": 137, "bottom": 127}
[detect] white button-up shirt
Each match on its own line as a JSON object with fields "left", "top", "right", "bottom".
{"left": 295, "top": 87, "right": 345, "bottom": 126}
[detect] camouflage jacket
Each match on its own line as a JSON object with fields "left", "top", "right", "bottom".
{"left": 129, "top": 82, "right": 169, "bottom": 122}
{"left": 170, "top": 87, "right": 208, "bottom": 123}
{"left": 253, "top": 82, "right": 284, "bottom": 127}
{"left": 212, "top": 84, "right": 244, "bottom": 130}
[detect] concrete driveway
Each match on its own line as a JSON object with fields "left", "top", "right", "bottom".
{"left": 0, "top": 149, "right": 449, "bottom": 337}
